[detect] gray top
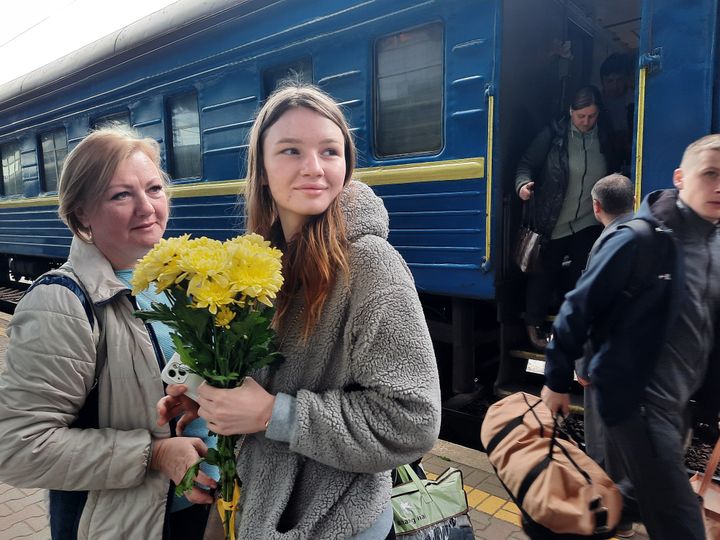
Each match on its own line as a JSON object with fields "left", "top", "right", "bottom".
{"left": 552, "top": 124, "right": 608, "bottom": 239}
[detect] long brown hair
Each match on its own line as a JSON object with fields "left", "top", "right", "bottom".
{"left": 244, "top": 84, "right": 355, "bottom": 337}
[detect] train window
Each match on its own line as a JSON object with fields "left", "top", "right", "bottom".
{"left": 0, "top": 141, "right": 22, "bottom": 196}
{"left": 167, "top": 92, "right": 202, "bottom": 179}
{"left": 39, "top": 129, "right": 68, "bottom": 192}
{"left": 263, "top": 58, "right": 312, "bottom": 97}
{"left": 374, "top": 23, "right": 443, "bottom": 157}
{"left": 92, "top": 112, "right": 131, "bottom": 130}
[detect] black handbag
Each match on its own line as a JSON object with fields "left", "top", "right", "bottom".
{"left": 514, "top": 200, "right": 543, "bottom": 273}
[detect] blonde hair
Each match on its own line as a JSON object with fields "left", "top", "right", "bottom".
{"left": 244, "top": 84, "right": 355, "bottom": 337}
{"left": 58, "top": 126, "right": 168, "bottom": 241}
{"left": 680, "top": 134, "right": 720, "bottom": 169}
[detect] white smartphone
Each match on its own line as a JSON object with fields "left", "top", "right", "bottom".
{"left": 160, "top": 353, "right": 204, "bottom": 401}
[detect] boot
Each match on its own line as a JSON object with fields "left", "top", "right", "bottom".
{"left": 526, "top": 325, "right": 548, "bottom": 350}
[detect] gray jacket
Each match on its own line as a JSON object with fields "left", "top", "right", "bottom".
{"left": 238, "top": 181, "right": 442, "bottom": 539}
{"left": 0, "top": 238, "right": 171, "bottom": 539}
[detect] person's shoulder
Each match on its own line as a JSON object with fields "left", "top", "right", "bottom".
{"left": 348, "top": 235, "right": 414, "bottom": 288}
{"left": 14, "top": 276, "right": 90, "bottom": 321}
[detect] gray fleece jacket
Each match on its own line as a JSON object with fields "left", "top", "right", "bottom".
{"left": 237, "top": 181, "right": 442, "bottom": 539}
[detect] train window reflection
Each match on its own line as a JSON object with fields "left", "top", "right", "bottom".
{"left": 92, "top": 112, "right": 131, "bottom": 130}
{"left": 168, "top": 92, "right": 202, "bottom": 179}
{"left": 375, "top": 23, "right": 443, "bottom": 157}
{"left": 39, "top": 129, "right": 68, "bottom": 193}
{"left": 0, "top": 141, "right": 22, "bottom": 196}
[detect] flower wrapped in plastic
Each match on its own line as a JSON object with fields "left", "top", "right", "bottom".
{"left": 131, "top": 233, "right": 284, "bottom": 540}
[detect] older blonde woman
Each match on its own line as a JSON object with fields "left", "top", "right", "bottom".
{"left": 0, "top": 128, "right": 216, "bottom": 539}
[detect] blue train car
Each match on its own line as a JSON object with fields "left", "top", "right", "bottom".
{"left": 0, "top": 0, "right": 716, "bottom": 422}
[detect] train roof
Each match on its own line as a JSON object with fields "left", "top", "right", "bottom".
{"left": 0, "top": 0, "right": 268, "bottom": 112}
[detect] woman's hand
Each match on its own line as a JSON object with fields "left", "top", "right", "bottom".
{"left": 197, "top": 377, "right": 275, "bottom": 436}
{"left": 519, "top": 181, "right": 535, "bottom": 201}
{"left": 157, "top": 384, "right": 200, "bottom": 435}
{"left": 150, "top": 437, "right": 216, "bottom": 504}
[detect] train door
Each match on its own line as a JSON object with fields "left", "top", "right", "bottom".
{"left": 634, "top": 0, "right": 718, "bottom": 196}
{"left": 493, "top": 0, "right": 644, "bottom": 399}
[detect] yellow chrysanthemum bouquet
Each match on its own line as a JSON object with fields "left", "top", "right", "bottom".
{"left": 131, "top": 234, "right": 284, "bottom": 540}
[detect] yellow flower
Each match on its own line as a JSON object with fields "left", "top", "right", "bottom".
{"left": 178, "top": 237, "right": 231, "bottom": 294}
{"left": 214, "top": 305, "right": 236, "bottom": 328}
{"left": 225, "top": 235, "right": 283, "bottom": 306}
{"left": 133, "top": 233, "right": 283, "bottom": 315}
{"left": 132, "top": 235, "right": 191, "bottom": 294}
{"left": 190, "top": 275, "right": 236, "bottom": 315}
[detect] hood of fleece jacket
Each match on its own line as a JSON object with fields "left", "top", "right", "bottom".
{"left": 339, "top": 180, "right": 389, "bottom": 242}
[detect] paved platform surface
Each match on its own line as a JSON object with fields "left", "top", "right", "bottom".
{"left": 0, "top": 311, "right": 647, "bottom": 540}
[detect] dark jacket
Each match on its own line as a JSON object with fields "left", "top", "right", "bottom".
{"left": 544, "top": 189, "right": 720, "bottom": 425}
{"left": 515, "top": 116, "right": 617, "bottom": 237}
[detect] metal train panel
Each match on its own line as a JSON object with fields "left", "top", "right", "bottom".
{"left": 0, "top": 0, "right": 498, "bottom": 299}
{"left": 2, "top": 0, "right": 717, "bottom": 301}
{"left": 636, "top": 0, "right": 718, "bottom": 194}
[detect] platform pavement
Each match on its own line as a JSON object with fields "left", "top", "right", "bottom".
{"left": 0, "top": 311, "right": 647, "bottom": 540}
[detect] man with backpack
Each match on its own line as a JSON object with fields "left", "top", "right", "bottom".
{"left": 542, "top": 134, "right": 720, "bottom": 540}
{"left": 574, "top": 173, "right": 635, "bottom": 538}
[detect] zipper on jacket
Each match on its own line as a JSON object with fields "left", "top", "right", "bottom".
{"left": 700, "top": 229, "right": 717, "bottom": 337}
{"left": 570, "top": 133, "right": 589, "bottom": 235}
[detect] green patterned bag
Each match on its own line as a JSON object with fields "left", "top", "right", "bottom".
{"left": 391, "top": 464, "right": 473, "bottom": 538}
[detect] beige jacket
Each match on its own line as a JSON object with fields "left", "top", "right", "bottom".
{"left": 0, "top": 238, "right": 171, "bottom": 539}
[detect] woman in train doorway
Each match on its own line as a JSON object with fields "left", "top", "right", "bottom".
{"left": 158, "top": 84, "right": 442, "bottom": 539}
{"left": 0, "top": 128, "right": 218, "bottom": 539}
{"left": 515, "top": 85, "right": 619, "bottom": 349}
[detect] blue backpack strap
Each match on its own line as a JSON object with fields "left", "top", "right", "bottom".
{"left": 27, "top": 271, "right": 101, "bottom": 540}
{"left": 27, "top": 274, "right": 94, "bottom": 328}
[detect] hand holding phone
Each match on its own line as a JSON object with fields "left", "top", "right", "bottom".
{"left": 161, "top": 353, "right": 204, "bottom": 401}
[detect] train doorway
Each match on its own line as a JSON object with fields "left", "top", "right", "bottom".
{"left": 493, "top": 0, "right": 642, "bottom": 397}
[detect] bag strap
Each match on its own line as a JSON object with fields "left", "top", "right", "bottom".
{"left": 520, "top": 197, "right": 539, "bottom": 231}
{"left": 27, "top": 273, "right": 96, "bottom": 328}
{"left": 485, "top": 394, "right": 545, "bottom": 456}
{"left": 699, "top": 435, "right": 720, "bottom": 498}
{"left": 395, "top": 464, "right": 429, "bottom": 495}
{"left": 26, "top": 267, "right": 107, "bottom": 428}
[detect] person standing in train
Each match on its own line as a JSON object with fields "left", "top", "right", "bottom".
{"left": 158, "top": 83, "right": 442, "bottom": 539}
{"left": 516, "top": 85, "right": 619, "bottom": 349}
{"left": 0, "top": 128, "right": 218, "bottom": 539}
{"left": 542, "top": 134, "right": 720, "bottom": 539}
{"left": 600, "top": 53, "right": 635, "bottom": 174}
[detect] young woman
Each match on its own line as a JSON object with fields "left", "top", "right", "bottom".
{"left": 0, "top": 128, "right": 217, "bottom": 539}
{"left": 159, "top": 84, "right": 442, "bottom": 539}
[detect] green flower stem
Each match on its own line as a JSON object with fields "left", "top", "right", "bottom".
{"left": 218, "top": 433, "right": 240, "bottom": 540}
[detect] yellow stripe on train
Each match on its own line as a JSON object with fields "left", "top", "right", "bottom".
{"left": 0, "top": 157, "right": 486, "bottom": 207}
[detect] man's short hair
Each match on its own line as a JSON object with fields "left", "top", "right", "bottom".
{"left": 600, "top": 53, "right": 632, "bottom": 80}
{"left": 680, "top": 134, "right": 720, "bottom": 169}
{"left": 591, "top": 174, "right": 634, "bottom": 216}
